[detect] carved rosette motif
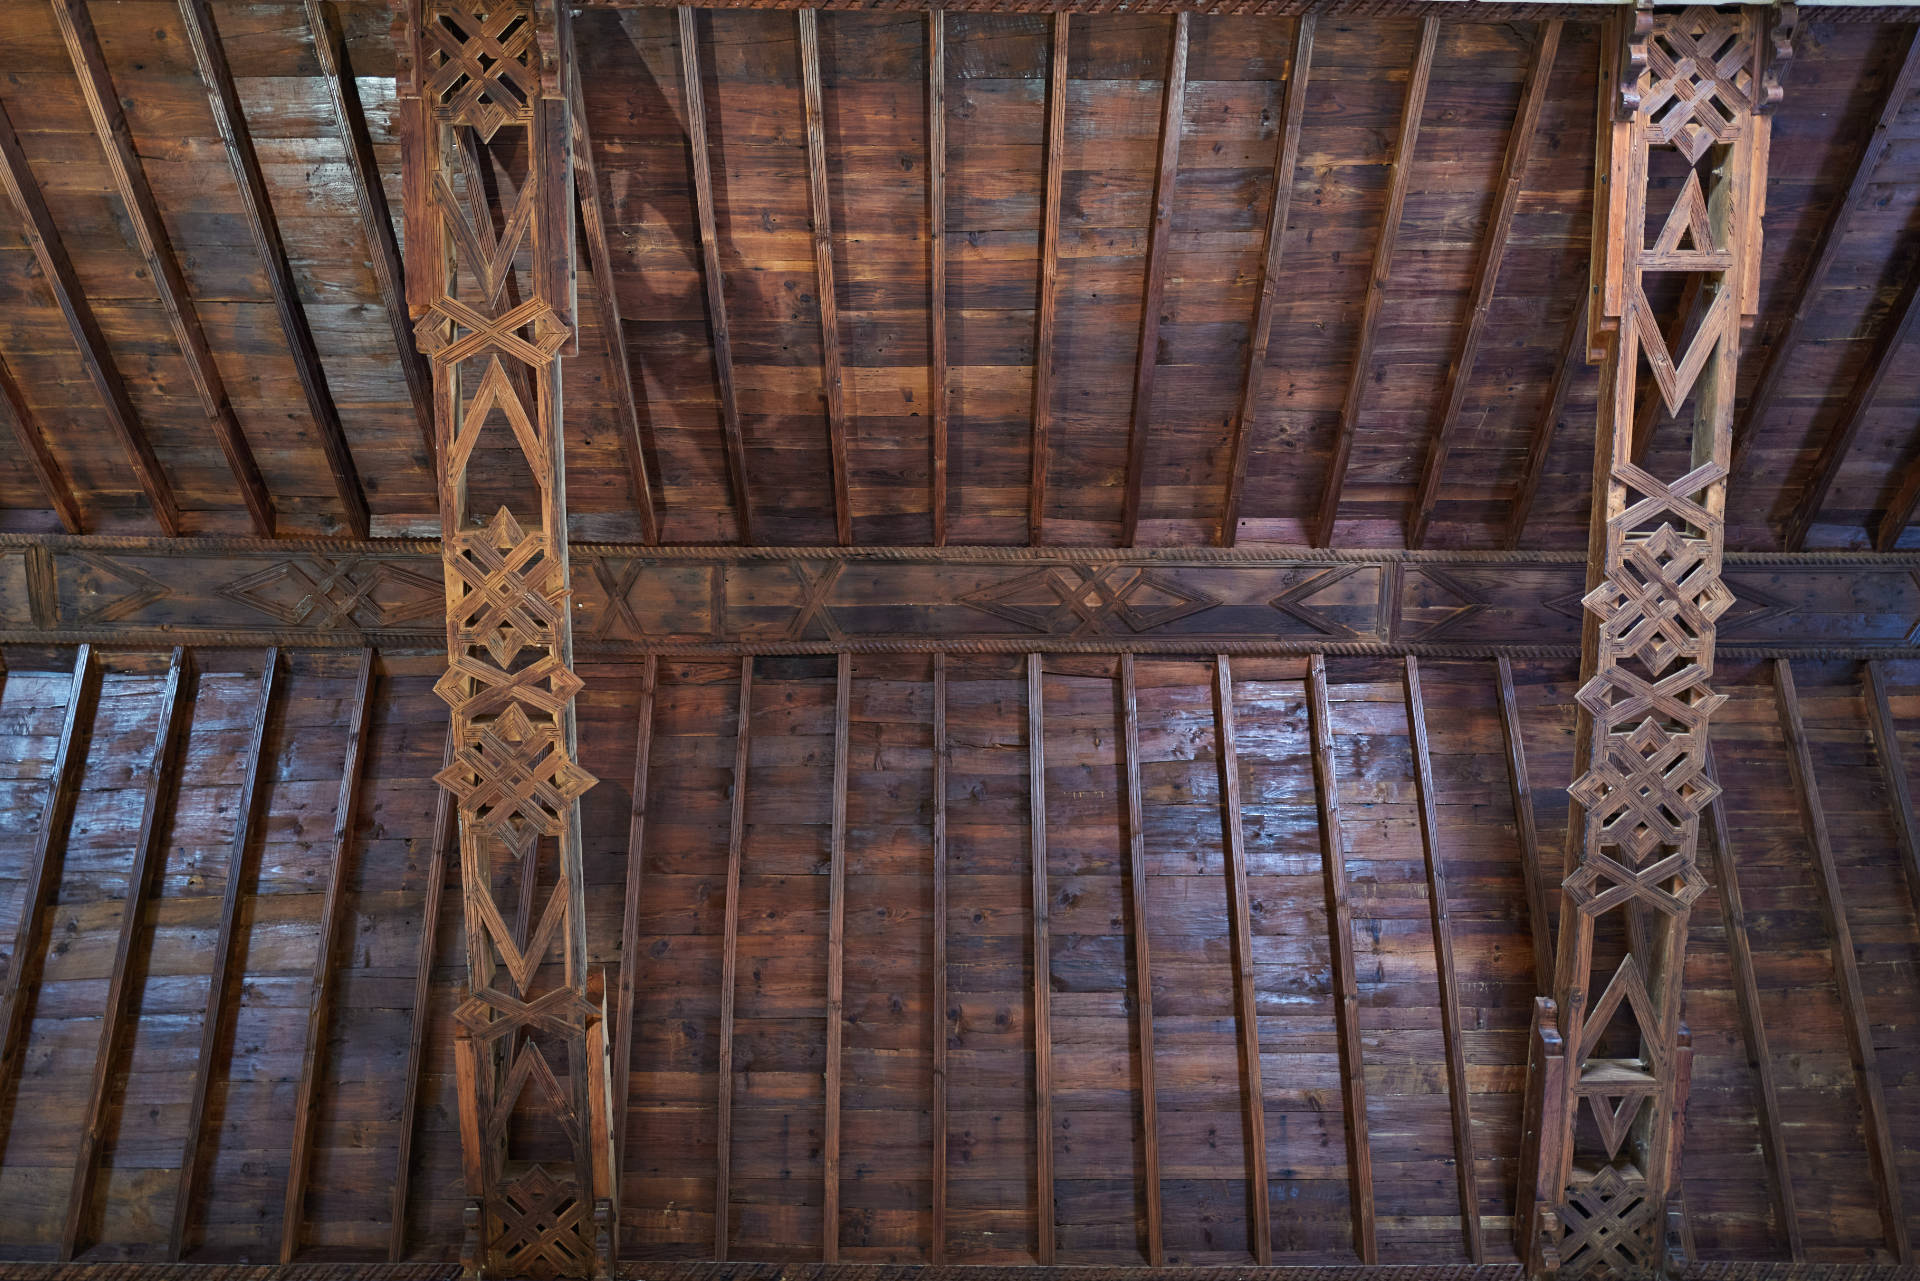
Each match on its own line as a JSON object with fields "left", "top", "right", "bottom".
{"left": 395, "top": 2, "right": 614, "bottom": 1275}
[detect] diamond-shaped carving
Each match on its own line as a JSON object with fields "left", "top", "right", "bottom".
{"left": 221, "top": 556, "right": 442, "bottom": 630}
{"left": 1561, "top": 1164, "right": 1657, "bottom": 1277}
{"left": 424, "top": 3, "right": 538, "bottom": 141}
{"left": 492, "top": 1164, "right": 593, "bottom": 1281}
{"left": 437, "top": 702, "right": 597, "bottom": 858}
{"left": 1641, "top": 7, "right": 1754, "bottom": 163}
{"left": 960, "top": 564, "right": 1216, "bottom": 636}
{"left": 447, "top": 508, "right": 566, "bottom": 667}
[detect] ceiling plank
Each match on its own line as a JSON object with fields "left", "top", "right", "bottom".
{"left": 1118, "top": 654, "right": 1164, "bottom": 1263}
{"left": 1504, "top": 292, "right": 1587, "bottom": 550}
{"left": 0, "top": 354, "right": 82, "bottom": 533}
{"left": 929, "top": 14, "right": 948, "bottom": 548}
{"left": 172, "top": 650, "right": 277, "bottom": 1258}
{"left": 1408, "top": 20, "right": 1559, "bottom": 549}
{"left": 304, "top": 0, "right": 437, "bottom": 468}
{"left": 1223, "top": 16, "right": 1313, "bottom": 548}
{"left": 1030, "top": 15, "right": 1069, "bottom": 547}
{"left": 1316, "top": 17, "right": 1438, "bottom": 548}
{"left": 1494, "top": 658, "right": 1554, "bottom": 992}
{"left": 52, "top": 0, "right": 280, "bottom": 538}
{"left": 799, "top": 11, "right": 853, "bottom": 547}
{"left": 1121, "top": 14, "right": 1189, "bottom": 549}
{"left": 930, "top": 651, "right": 950, "bottom": 1263}
{"left": 677, "top": 7, "right": 754, "bottom": 545}
{"left": 714, "top": 656, "right": 752, "bottom": 1261}
{"left": 612, "top": 655, "right": 658, "bottom": 1188}
{"left": 0, "top": 105, "right": 181, "bottom": 536}
{"left": 823, "top": 651, "right": 850, "bottom": 1261}
{"left": 1027, "top": 652, "right": 1055, "bottom": 1263}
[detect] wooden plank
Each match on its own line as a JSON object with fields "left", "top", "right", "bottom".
{"left": 931, "top": 651, "right": 949, "bottom": 1263}
{"left": 304, "top": 0, "right": 436, "bottom": 465}
{"left": 1314, "top": 17, "right": 1438, "bottom": 549}
{"left": 714, "top": 655, "right": 753, "bottom": 1261}
{"left": 929, "top": 13, "right": 948, "bottom": 548}
{"left": 1213, "top": 656, "right": 1271, "bottom": 1264}
{"left": 1865, "top": 661, "right": 1920, "bottom": 932}
{"left": 678, "top": 7, "right": 754, "bottom": 544}
{"left": 1493, "top": 658, "right": 1554, "bottom": 991}
{"left": 1121, "top": 13, "right": 1189, "bottom": 549}
{"left": 1408, "top": 20, "right": 1560, "bottom": 549}
{"left": 181, "top": 0, "right": 367, "bottom": 540}
{"left": 1118, "top": 654, "right": 1163, "bottom": 1264}
{"left": 1700, "top": 737, "right": 1801, "bottom": 1260}
{"left": 0, "top": 354, "right": 82, "bottom": 533}
{"left": 824, "top": 651, "right": 850, "bottom": 1260}
{"left": 1402, "top": 656, "right": 1482, "bottom": 1263}
{"left": 1029, "top": 14, "right": 1069, "bottom": 547}
{"left": 0, "top": 105, "right": 180, "bottom": 536}
{"left": 1307, "top": 652, "right": 1375, "bottom": 1262}
{"left": 172, "top": 650, "right": 277, "bottom": 1259}
{"left": 52, "top": 0, "right": 280, "bottom": 538}
{"left": 1504, "top": 293, "right": 1588, "bottom": 550}
{"left": 279, "top": 648, "right": 375, "bottom": 1264}
{"left": 572, "top": 81, "right": 661, "bottom": 545}
{"left": 0, "top": 646, "right": 95, "bottom": 1099}
{"left": 613, "top": 654, "right": 659, "bottom": 1181}
{"left": 1733, "top": 28, "right": 1920, "bottom": 473}
{"left": 799, "top": 10, "right": 853, "bottom": 547}
{"left": 1772, "top": 659, "right": 1911, "bottom": 1263}
{"left": 1222, "top": 15, "right": 1313, "bottom": 548}
{"left": 1027, "top": 652, "right": 1054, "bottom": 1263}
{"left": 389, "top": 721, "right": 459, "bottom": 1261}
{"left": 61, "top": 647, "right": 192, "bottom": 1259}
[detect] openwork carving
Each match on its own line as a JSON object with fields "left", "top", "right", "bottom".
{"left": 1536, "top": 7, "right": 1773, "bottom": 1278}
{"left": 397, "top": 1, "right": 613, "bottom": 1274}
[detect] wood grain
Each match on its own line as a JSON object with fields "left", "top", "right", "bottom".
{"left": 1029, "top": 15, "right": 1069, "bottom": 547}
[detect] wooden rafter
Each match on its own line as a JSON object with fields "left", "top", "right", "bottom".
{"left": 929, "top": 15, "right": 948, "bottom": 547}
{"left": 0, "top": 104, "right": 181, "bottom": 536}
{"left": 1222, "top": 15, "right": 1313, "bottom": 547}
{"left": 1027, "top": 652, "right": 1055, "bottom": 1263}
{"left": 714, "top": 655, "right": 752, "bottom": 1261}
{"left": 1408, "top": 20, "right": 1559, "bottom": 549}
{"left": 1030, "top": 15, "right": 1069, "bottom": 547}
{"left": 1121, "top": 14, "right": 1189, "bottom": 549}
{"left": 613, "top": 655, "right": 659, "bottom": 1178}
{"left": 1316, "top": 17, "right": 1437, "bottom": 548}
{"left": 1504, "top": 292, "right": 1588, "bottom": 550}
{"left": 1865, "top": 662, "right": 1920, "bottom": 932}
{"left": 1118, "top": 654, "right": 1163, "bottom": 1263}
{"left": 824, "top": 651, "right": 850, "bottom": 1260}
{"left": 52, "top": 0, "right": 280, "bottom": 539}
{"left": 0, "top": 353, "right": 82, "bottom": 533}
{"left": 799, "top": 11, "right": 854, "bottom": 546}
{"left": 930, "top": 651, "right": 949, "bottom": 1261}
{"left": 1493, "top": 657, "right": 1553, "bottom": 991}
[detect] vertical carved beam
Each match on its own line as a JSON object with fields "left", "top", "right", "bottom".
{"left": 929, "top": 16, "right": 948, "bottom": 547}
{"left": 1030, "top": 16, "right": 1068, "bottom": 547}
{"left": 395, "top": 2, "right": 611, "bottom": 1272}
{"left": 930, "top": 652, "right": 949, "bottom": 1262}
{"left": 1028, "top": 652, "right": 1055, "bottom": 1263}
{"left": 824, "top": 651, "right": 850, "bottom": 1261}
{"left": 1542, "top": 10, "right": 1776, "bottom": 1277}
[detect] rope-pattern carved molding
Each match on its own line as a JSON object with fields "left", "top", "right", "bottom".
{"left": 570, "top": 0, "right": 1920, "bottom": 21}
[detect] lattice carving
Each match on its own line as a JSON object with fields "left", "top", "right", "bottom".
{"left": 397, "top": 0, "right": 613, "bottom": 1273}
{"left": 1540, "top": 8, "right": 1773, "bottom": 1278}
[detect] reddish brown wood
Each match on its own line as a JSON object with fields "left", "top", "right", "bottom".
{"left": 678, "top": 7, "right": 754, "bottom": 544}
{"left": 1118, "top": 654, "right": 1163, "bottom": 1263}
{"left": 824, "top": 650, "right": 850, "bottom": 1260}
{"left": 1408, "top": 20, "right": 1560, "bottom": 549}
{"left": 0, "top": 105, "right": 180, "bottom": 536}
{"left": 172, "top": 649, "right": 277, "bottom": 1259}
{"left": 0, "top": 355, "right": 81, "bottom": 533}
{"left": 1315, "top": 17, "right": 1437, "bottom": 549}
{"left": 1493, "top": 658, "right": 1553, "bottom": 991}
{"left": 799, "top": 11, "right": 853, "bottom": 547}
{"left": 714, "top": 656, "right": 753, "bottom": 1261}
{"left": 931, "top": 651, "right": 949, "bottom": 1263}
{"left": 1027, "top": 652, "right": 1054, "bottom": 1263}
{"left": 1030, "top": 15, "right": 1069, "bottom": 547}
{"left": 1773, "top": 659, "right": 1910, "bottom": 1263}
{"left": 52, "top": 0, "right": 280, "bottom": 539}
{"left": 1212, "top": 656, "right": 1271, "bottom": 1264}
{"left": 929, "top": 13, "right": 948, "bottom": 548}
{"left": 1865, "top": 661, "right": 1920, "bottom": 932}
{"left": 1628, "top": 276, "right": 1705, "bottom": 467}
{"left": 1121, "top": 14, "right": 1189, "bottom": 549}
{"left": 1222, "top": 16, "right": 1313, "bottom": 547}
{"left": 280, "top": 648, "right": 375, "bottom": 1263}
{"left": 1504, "top": 293, "right": 1588, "bottom": 550}
{"left": 613, "top": 654, "right": 658, "bottom": 1180}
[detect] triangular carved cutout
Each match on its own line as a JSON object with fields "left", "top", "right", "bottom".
{"left": 449, "top": 357, "right": 549, "bottom": 486}
{"left": 488, "top": 1041, "right": 580, "bottom": 1149}
{"left": 1589, "top": 1090, "right": 1650, "bottom": 1160}
{"left": 1579, "top": 953, "right": 1665, "bottom": 1065}
{"left": 1650, "top": 170, "right": 1716, "bottom": 257}
{"left": 471, "top": 879, "right": 570, "bottom": 996}
{"left": 434, "top": 170, "right": 536, "bottom": 310}
{"left": 1634, "top": 284, "right": 1735, "bottom": 417}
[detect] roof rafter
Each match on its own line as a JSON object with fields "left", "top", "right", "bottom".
{"left": 800, "top": 9, "right": 854, "bottom": 546}
{"left": 0, "top": 353, "right": 82, "bottom": 533}
{"left": 1030, "top": 13, "right": 1069, "bottom": 547}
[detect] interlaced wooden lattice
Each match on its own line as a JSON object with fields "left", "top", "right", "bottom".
{"left": 396, "top": 1, "right": 614, "bottom": 1274}
{"left": 1532, "top": 7, "right": 1779, "bottom": 1278}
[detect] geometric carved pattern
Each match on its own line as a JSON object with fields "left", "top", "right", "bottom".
{"left": 493, "top": 1165, "right": 594, "bottom": 1281}
{"left": 959, "top": 563, "right": 1218, "bottom": 636}
{"left": 1561, "top": 1165, "right": 1659, "bottom": 1278}
{"left": 219, "top": 556, "right": 441, "bottom": 629}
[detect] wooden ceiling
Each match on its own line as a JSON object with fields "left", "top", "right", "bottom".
{"left": 0, "top": 3, "right": 1916, "bottom": 553}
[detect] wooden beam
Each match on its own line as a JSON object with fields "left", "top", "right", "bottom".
{"left": 1699, "top": 738, "right": 1801, "bottom": 1260}
{"left": 929, "top": 14, "right": 948, "bottom": 547}
{"left": 1865, "top": 661, "right": 1920, "bottom": 931}
{"left": 0, "top": 646, "right": 95, "bottom": 1098}
{"left": 1213, "top": 656, "right": 1271, "bottom": 1264}
{"left": 1027, "top": 652, "right": 1055, "bottom": 1263}
{"left": 1222, "top": 16, "right": 1313, "bottom": 548}
{"left": 1306, "top": 652, "right": 1375, "bottom": 1262}
{"left": 1121, "top": 14, "right": 1189, "bottom": 549}
{"left": 931, "top": 651, "right": 949, "bottom": 1262}
{"left": 1773, "top": 659, "right": 1911, "bottom": 1263}
{"left": 1408, "top": 20, "right": 1559, "bottom": 549}
{"left": 677, "top": 7, "right": 754, "bottom": 544}
{"left": 1733, "top": 29, "right": 1920, "bottom": 474}
{"left": 1029, "top": 14, "right": 1069, "bottom": 547}
{"left": 303, "top": 0, "right": 436, "bottom": 467}
{"left": 799, "top": 10, "right": 853, "bottom": 547}
{"left": 0, "top": 353, "right": 82, "bottom": 533}
{"left": 1790, "top": 260, "right": 1920, "bottom": 550}
{"left": 62, "top": 647, "right": 192, "bottom": 1259}
{"left": 172, "top": 649, "right": 277, "bottom": 1259}
{"left": 1118, "top": 654, "right": 1163, "bottom": 1263}
{"left": 0, "top": 104, "right": 180, "bottom": 536}
{"left": 1627, "top": 275, "right": 1705, "bottom": 467}
{"left": 824, "top": 651, "right": 850, "bottom": 1260}
{"left": 280, "top": 648, "right": 374, "bottom": 1264}
{"left": 714, "top": 655, "right": 753, "bottom": 1261}
{"left": 571, "top": 76, "right": 661, "bottom": 545}
{"left": 1315, "top": 17, "right": 1437, "bottom": 549}
{"left": 52, "top": 0, "right": 280, "bottom": 539}
{"left": 1402, "top": 656, "right": 1482, "bottom": 1263}
{"left": 389, "top": 721, "right": 458, "bottom": 1261}
{"left": 180, "top": 0, "right": 369, "bottom": 540}
{"left": 1503, "top": 292, "right": 1587, "bottom": 550}
{"left": 613, "top": 654, "right": 659, "bottom": 1182}
{"left": 1493, "top": 658, "right": 1553, "bottom": 992}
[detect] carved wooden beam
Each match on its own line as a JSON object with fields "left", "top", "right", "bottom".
{"left": 1031, "top": 16, "right": 1069, "bottom": 547}
{"left": 929, "top": 16, "right": 948, "bottom": 547}
{"left": 1028, "top": 652, "right": 1056, "bottom": 1264}
{"left": 799, "top": 12, "right": 854, "bottom": 546}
